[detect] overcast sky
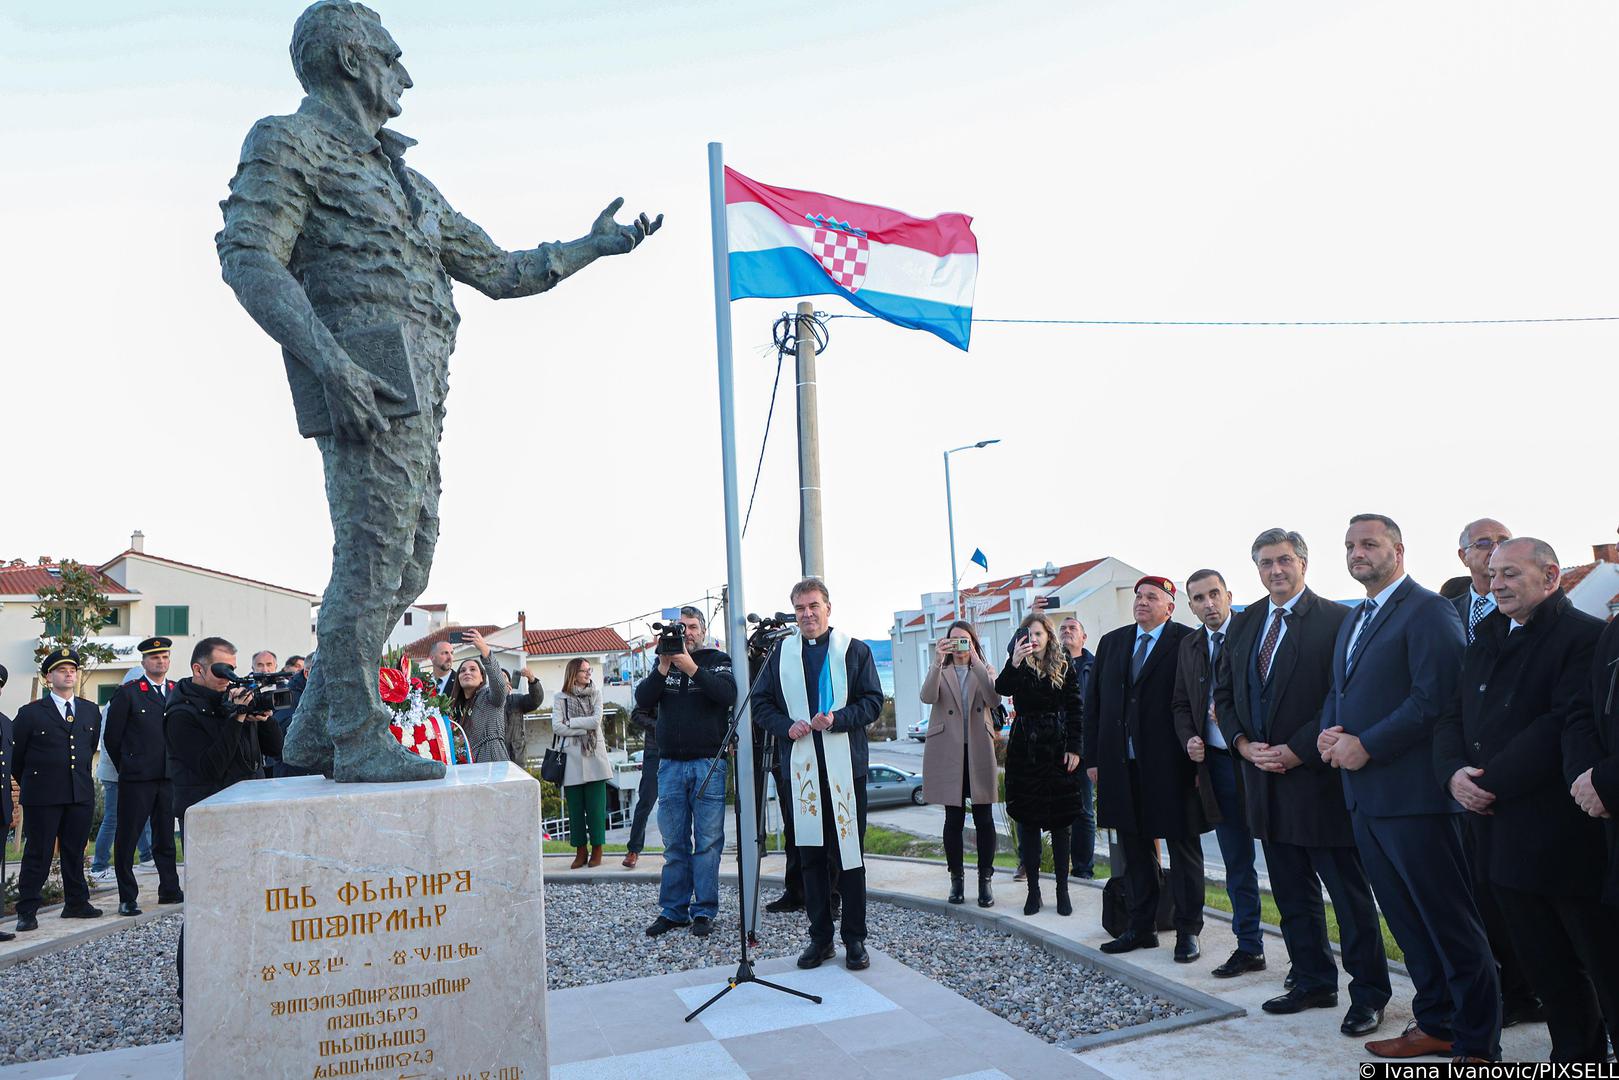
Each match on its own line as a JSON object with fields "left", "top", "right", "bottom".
{"left": 5, "top": 1, "right": 1617, "bottom": 644}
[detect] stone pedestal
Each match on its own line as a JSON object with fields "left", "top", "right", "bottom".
{"left": 182, "top": 762, "right": 546, "bottom": 1080}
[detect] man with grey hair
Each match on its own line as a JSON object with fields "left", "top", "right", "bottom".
{"left": 635, "top": 606, "right": 735, "bottom": 938}
{"left": 1215, "top": 527, "right": 1388, "bottom": 1032}
{"left": 217, "top": 1, "right": 661, "bottom": 782}
{"left": 1454, "top": 520, "right": 1511, "bottom": 646}
{"left": 1435, "top": 538, "right": 1618, "bottom": 1060}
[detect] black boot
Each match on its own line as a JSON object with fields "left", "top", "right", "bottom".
{"left": 978, "top": 872, "right": 995, "bottom": 908}
{"left": 948, "top": 873, "right": 965, "bottom": 905}
{"left": 1023, "top": 877, "right": 1042, "bottom": 916}
{"left": 1053, "top": 827, "right": 1072, "bottom": 917}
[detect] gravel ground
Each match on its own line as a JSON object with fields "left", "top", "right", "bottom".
{"left": 0, "top": 881, "right": 1185, "bottom": 1066}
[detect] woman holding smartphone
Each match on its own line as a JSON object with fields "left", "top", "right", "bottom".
{"left": 445, "top": 627, "right": 509, "bottom": 762}
{"left": 996, "top": 613, "right": 1084, "bottom": 916}
{"left": 920, "top": 620, "right": 1000, "bottom": 907}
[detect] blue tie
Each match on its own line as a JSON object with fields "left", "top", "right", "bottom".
{"left": 1131, "top": 632, "right": 1151, "bottom": 682}
{"left": 1347, "top": 599, "right": 1379, "bottom": 670}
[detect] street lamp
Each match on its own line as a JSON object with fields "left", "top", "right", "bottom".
{"left": 944, "top": 439, "right": 1000, "bottom": 619}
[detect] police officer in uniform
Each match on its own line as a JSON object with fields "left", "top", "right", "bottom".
{"left": 11, "top": 648, "right": 102, "bottom": 931}
{"left": 104, "top": 636, "right": 184, "bottom": 916}
{"left": 0, "top": 664, "right": 15, "bottom": 941}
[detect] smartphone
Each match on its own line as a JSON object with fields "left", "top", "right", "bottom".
{"left": 448, "top": 631, "right": 465, "bottom": 644}
{"left": 1034, "top": 594, "right": 1061, "bottom": 610}
{"left": 1012, "top": 627, "right": 1030, "bottom": 648}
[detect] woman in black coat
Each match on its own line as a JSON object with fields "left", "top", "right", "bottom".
{"left": 996, "top": 613, "right": 1085, "bottom": 916}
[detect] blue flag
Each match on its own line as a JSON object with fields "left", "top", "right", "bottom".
{"left": 970, "top": 548, "right": 988, "bottom": 572}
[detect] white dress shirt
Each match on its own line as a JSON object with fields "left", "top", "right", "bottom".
{"left": 1346, "top": 574, "right": 1408, "bottom": 662}
{"left": 1205, "top": 618, "right": 1231, "bottom": 749}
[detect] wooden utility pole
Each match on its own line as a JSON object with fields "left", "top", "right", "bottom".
{"left": 795, "top": 301, "right": 826, "bottom": 578}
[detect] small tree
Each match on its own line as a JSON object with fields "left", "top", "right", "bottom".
{"left": 32, "top": 561, "right": 118, "bottom": 682}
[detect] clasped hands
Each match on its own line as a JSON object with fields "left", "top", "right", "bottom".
{"left": 1316, "top": 725, "right": 1369, "bottom": 770}
{"left": 788, "top": 712, "right": 836, "bottom": 740}
{"left": 1235, "top": 735, "right": 1304, "bottom": 773}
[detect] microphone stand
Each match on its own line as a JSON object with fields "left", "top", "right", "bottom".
{"left": 683, "top": 631, "right": 822, "bottom": 1022}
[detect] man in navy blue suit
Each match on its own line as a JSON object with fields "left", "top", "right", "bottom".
{"left": 1319, "top": 514, "right": 1499, "bottom": 1063}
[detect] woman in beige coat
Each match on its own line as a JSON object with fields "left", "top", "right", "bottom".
{"left": 552, "top": 658, "right": 614, "bottom": 867}
{"left": 920, "top": 620, "right": 1001, "bottom": 908}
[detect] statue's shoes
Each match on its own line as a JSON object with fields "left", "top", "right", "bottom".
{"left": 333, "top": 731, "right": 446, "bottom": 783}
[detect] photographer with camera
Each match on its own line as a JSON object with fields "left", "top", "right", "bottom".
{"left": 164, "top": 636, "right": 284, "bottom": 1000}
{"left": 636, "top": 607, "right": 736, "bottom": 938}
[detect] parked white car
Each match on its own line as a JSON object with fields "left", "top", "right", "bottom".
{"left": 907, "top": 718, "right": 929, "bottom": 741}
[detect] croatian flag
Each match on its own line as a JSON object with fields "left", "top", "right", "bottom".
{"left": 724, "top": 167, "right": 978, "bottom": 351}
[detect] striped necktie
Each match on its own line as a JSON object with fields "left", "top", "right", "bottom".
{"left": 1347, "top": 599, "right": 1379, "bottom": 670}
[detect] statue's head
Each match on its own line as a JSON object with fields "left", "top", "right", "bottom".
{"left": 291, "top": 1, "right": 411, "bottom": 124}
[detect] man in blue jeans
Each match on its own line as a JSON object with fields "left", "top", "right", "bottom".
{"left": 634, "top": 607, "right": 736, "bottom": 938}
{"left": 1059, "top": 617, "right": 1097, "bottom": 877}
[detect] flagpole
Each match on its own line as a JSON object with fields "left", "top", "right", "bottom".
{"left": 707, "top": 142, "right": 762, "bottom": 940}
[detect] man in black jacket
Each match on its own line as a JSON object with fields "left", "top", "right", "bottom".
{"left": 166, "top": 637, "right": 284, "bottom": 829}
{"left": 1059, "top": 616, "right": 1097, "bottom": 879}
{"left": 1435, "top": 539, "right": 1619, "bottom": 1062}
{"left": 0, "top": 664, "right": 14, "bottom": 941}
{"left": 1215, "top": 528, "right": 1389, "bottom": 1037}
{"left": 1084, "top": 576, "right": 1202, "bottom": 959}
{"left": 11, "top": 648, "right": 103, "bottom": 931}
{"left": 752, "top": 578, "right": 884, "bottom": 971}
{"left": 635, "top": 607, "right": 737, "bottom": 939}
{"left": 104, "top": 636, "right": 183, "bottom": 916}
{"left": 1567, "top": 588, "right": 1619, "bottom": 909}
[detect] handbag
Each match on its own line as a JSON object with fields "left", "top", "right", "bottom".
{"left": 539, "top": 735, "right": 568, "bottom": 785}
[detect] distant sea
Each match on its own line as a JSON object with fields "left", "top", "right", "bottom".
{"left": 864, "top": 639, "right": 895, "bottom": 698}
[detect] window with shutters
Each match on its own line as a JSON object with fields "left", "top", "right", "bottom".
{"left": 155, "top": 605, "right": 190, "bottom": 636}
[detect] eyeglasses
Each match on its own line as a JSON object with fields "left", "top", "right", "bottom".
{"left": 1466, "top": 538, "right": 1506, "bottom": 552}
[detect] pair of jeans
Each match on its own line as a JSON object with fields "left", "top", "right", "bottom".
{"left": 1205, "top": 749, "right": 1262, "bottom": 954}
{"left": 563, "top": 780, "right": 607, "bottom": 847}
{"left": 656, "top": 756, "right": 727, "bottom": 922}
{"left": 91, "top": 780, "right": 151, "bottom": 872}
{"left": 1070, "top": 766, "right": 1096, "bottom": 876}
{"left": 626, "top": 743, "right": 660, "bottom": 855}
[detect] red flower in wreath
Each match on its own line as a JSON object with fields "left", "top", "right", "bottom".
{"left": 409, "top": 677, "right": 424, "bottom": 691}
{"left": 378, "top": 667, "right": 410, "bottom": 705}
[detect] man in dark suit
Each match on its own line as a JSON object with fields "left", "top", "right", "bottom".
{"left": 1567, "top": 584, "right": 1619, "bottom": 909}
{"left": 1060, "top": 615, "right": 1097, "bottom": 878}
{"left": 1435, "top": 538, "right": 1619, "bottom": 1062}
{"left": 1320, "top": 514, "right": 1498, "bottom": 1062}
{"left": 1215, "top": 528, "right": 1388, "bottom": 1036}
{"left": 0, "top": 664, "right": 14, "bottom": 941}
{"left": 11, "top": 648, "right": 103, "bottom": 931}
{"left": 1447, "top": 518, "right": 1543, "bottom": 1030}
{"left": 1085, "top": 576, "right": 1204, "bottom": 959}
{"left": 1173, "top": 569, "right": 1264, "bottom": 977}
{"left": 103, "top": 636, "right": 184, "bottom": 917}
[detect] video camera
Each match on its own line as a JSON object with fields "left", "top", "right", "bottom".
{"left": 650, "top": 613, "right": 687, "bottom": 657}
{"left": 210, "top": 663, "right": 296, "bottom": 714}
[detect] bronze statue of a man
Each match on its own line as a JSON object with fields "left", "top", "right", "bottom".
{"left": 217, "top": 0, "right": 660, "bottom": 782}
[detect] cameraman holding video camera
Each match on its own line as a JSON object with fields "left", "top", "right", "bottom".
{"left": 635, "top": 607, "right": 736, "bottom": 938}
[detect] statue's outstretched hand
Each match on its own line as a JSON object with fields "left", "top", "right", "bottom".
{"left": 324, "top": 356, "right": 406, "bottom": 442}
{"left": 591, "top": 197, "right": 663, "bottom": 255}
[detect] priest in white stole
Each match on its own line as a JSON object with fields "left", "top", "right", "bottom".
{"left": 751, "top": 577, "right": 886, "bottom": 971}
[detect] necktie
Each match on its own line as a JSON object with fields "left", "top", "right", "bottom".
{"left": 1467, "top": 596, "right": 1488, "bottom": 644}
{"left": 1347, "top": 599, "right": 1379, "bottom": 669}
{"left": 64, "top": 699, "right": 73, "bottom": 722}
{"left": 1131, "top": 632, "right": 1151, "bottom": 682}
{"left": 1256, "top": 609, "right": 1285, "bottom": 684}
{"left": 1207, "top": 631, "right": 1225, "bottom": 723}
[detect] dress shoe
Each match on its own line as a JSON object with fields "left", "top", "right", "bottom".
{"left": 61, "top": 905, "right": 103, "bottom": 919}
{"left": 1173, "top": 933, "right": 1200, "bottom": 963}
{"left": 117, "top": 902, "right": 143, "bottom": 917}
{"left": 1283, "top": 965, "right": 1298, "bottom": 990}
{"left": 157, "top": 892, "right": 184, "bottom": 905}
{"left": 1340, "top": 1004, "right": 1383, "bottom": 1037}
{"left": 1211, "top": 949, "right": 1266, "bottom": 978}
{"left": 1100, "top": 929, "right": 1158, "bottom": 954}
{"left": 948, "top": 873, "right": 965, "bottom": 905}
{"left": 765, "top": 893, "right": 804, "bottom": 913}
{"left": 1261, "top": 987, "right": 1338, "bottom": 1014}
{"left": 1012, "top": 864, "right": 1027, "bottom": 882}
{"left": 1502, "top": 999, "right": 1545, "bottom": 1028}
{"left": 621, "top": 851, "right": 639, "bottom": 869}
{"left": 797, "top": 940, "right": 836, "bottom": 969}
{"left": 1365, "top": 1021, "right": 1452, "bottom": 1059}
{"left": 645, "top": 915, "right": 690, "bottom": 937}
{"left": 0, "top": 930, "right": 13, "bottom": 942}
{"left": 691, "top": 916, "right": 713, "bottom": 938}
{"left": 844, "top": 940, "right": 870, "bottom": 970}
{"left": 977, "top": 875, "right": 995, "bottom": 908}
{"left": 569, "top": 846, "right": 588, "bottom": 869}
{"left": 13, "top": 915, "right": 38, "bottom": 932}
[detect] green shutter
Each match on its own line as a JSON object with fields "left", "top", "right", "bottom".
{"left": 98, "top": 685, "right": 119, "bottom": 706}
{"left": 155, "top": 605, "right": 190, "bottom": 636}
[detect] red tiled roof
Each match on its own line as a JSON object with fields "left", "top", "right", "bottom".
{"left": 523, "top": 628, "right": 629, "bottom": 656}
{"left": 0, "top": 562, "right": 136, "bottom": 597}
{"left": 1562, "top": 562, "right": 1597, "bottom": 593}
{"left": 399, "top": 624, "right": 502, "bottom": 659}
{"left": 902, "top": 559, "right": 1108, "bottom": 627}
{"left": 102, "top": 550, "right": 317, "bottom": 599}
